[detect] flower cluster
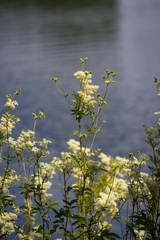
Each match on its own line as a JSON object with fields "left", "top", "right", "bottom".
{"left": 0, "top": 114, "right": 20, "bottom": 141}
{"left": 52, "top": 138, "right": 92, "bottom": 180}
{"left": 0, "top": 169, "right": 19, "bottom": 193}
{"left": 52, "top": 152, "right": 74, "bottom": 174}
{"left": 4, "top": 95, "right": 18, "bottom": 110}
{"left": 95, "top": 154, "right": 130, "bottom": 216}
{"left": 8, "top": 130, "right": 51, "bottom": 158}
{"left": 1, "top": 61, "right": 159, "bottom": 239}
{"left": 8, "top": 130, "right": 35, "bottom": 155}
{"left": 39, "top": 161, "right": 55, "bottom": 179}
{"left": 32, "top": 138, "right": 52, "bottom": 158}
{"left": 134, "top": 230, "right": 146, "bottom": 240}
{"left": 0, "top": 212, "right": 17, "bottom": 237}
{"left": 73, "top": 70, "right": 99, "bottom": 115}
{"left": 34, "top": 176, "right": 53, "bottom": 202}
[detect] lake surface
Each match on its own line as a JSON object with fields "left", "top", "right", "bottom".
{"left": 0, "top": 0, "right": 160, "bottom": 238}
{"left": 1, "top": 0, "right": 160, "bottom": 158}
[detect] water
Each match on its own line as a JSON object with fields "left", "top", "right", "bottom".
{"left": 1, "top": 0, "right": 160, "bottom": 158}
{"left": 0, "top": 0, "right": 160, "bottom": 237}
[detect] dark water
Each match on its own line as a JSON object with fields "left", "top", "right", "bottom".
{"left": 1, "top": 0, "right": 159, "bottom": 158}
{"left": 0, "top": 0, "right": 160, "bottom": 156}
{"left": 0, "top": 0, "right": 160, "bottom": 238}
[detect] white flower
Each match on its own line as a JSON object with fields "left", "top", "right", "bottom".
{"left": 51, "top": 157, "right": 63, "bottom": 171}
{"left": 134, "top": 230, "right": 146, "bottom": 240}
{"left": 140, "top": 172, "right": 149, "bottom": 179}
{"left": 132, "top": 156, "right": 139, "bottom": 165}
{"left": 67, "top": 139, "right": 80, "bottom": 153}
{"left": 76, "top": 90, "right": 97, "bottom": 109}
{"left": 39, "top": 162, "right": 55, "bottom": 179}
{"left": 32, "top": 147, "right": 49, "bottom": 158}
{"left": 0, "top": 170, "right": 19, "bottom": 193}
{"left": 99, "top": 153, "right": 111, "bottom": 165}
{"left": 38, "top": 138, "right": 52, "bottom": 148}
{"left": 96, "top": 189, "right": 119, "bottom": 216}
{"left": 61, "top": 152, "right": 73, "bottom": 172}
{"left": 8, "top": 130, "right": 35, "bottom": 155}
{"left": 34, "top": 176, "right": 53, "bottom": 201}
{"left": 113, "top": 178, "right": 128, "bottom": 199}
{"left": 154, "top": 111, "right": 160, "bottom": 115}
{"left": 4, "top": 98, "right": 18, "bottom": 110}
{"left": 0, "top": 116, "right": 18, "bottom": 137}
{"left": 104, "top": 79, "right": 116, "bottom": 85}
{"left": 73, "top": 69, "right": 99, "bottom": 113}
{"left": 115, "top": 156, "right": 129, "bottom": 165}
{"left": 72, "top": 167, "right": 81, "bottom": 178}
{"left": 74, "top": 71, "right": 86, "bottom": 80}
{"left": 0, "top": 212, "right": 17, "bottom": 236}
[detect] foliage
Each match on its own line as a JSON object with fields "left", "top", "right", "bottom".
{"left": 0, "top": 58, "right": 160, "bottom": 239}
{"left": 124, "top": 78, "right": 160, "bottom": 240}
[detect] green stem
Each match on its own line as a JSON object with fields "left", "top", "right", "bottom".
{"left": 18, "top": 155, "right": 24, "bottom": 185}
{"left": 78, "top": 119, "right": 86, "bottom": 239}
{"left": 55, "top": 82, "right": 72, "bottom": 107}
{"left": 85, "top": 85, "right": 109, "bottom": 156}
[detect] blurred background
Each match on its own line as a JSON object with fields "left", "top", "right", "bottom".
{"left": 0, "top": 0, "right": 160, "bottom": 158}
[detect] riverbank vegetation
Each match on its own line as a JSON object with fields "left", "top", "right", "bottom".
{"left": 0, "top": 58, "right": 160, "bottom": 239}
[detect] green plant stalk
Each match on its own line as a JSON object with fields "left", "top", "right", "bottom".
{"left": 17, "top": 155, "right": 23, "bottom": 185}
{"left": 63, "top": 171, "right": 68, "bottom": 240}
{"left": 84, "top": 85, "right": 109, "bottom": 156}
{"left": 1, "top": 117, "right": 11, "bottom": 195}
{"left": 78, "top": 118, "right": 86, "bottom": 240}
{"left": 37, "top": 157, "right": 46, "bottom": 240}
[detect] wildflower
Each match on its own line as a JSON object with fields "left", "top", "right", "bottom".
{"left": 96, "top": 189, "right": 119, "bottom": 215}
{"left": 134, "top": 230, "right": 146, "bottom": 240}
{"left": 39, "top": 162, "right": 56, "bottom": 179}
{"left": 42, "top": 181, "right": 53, "bottom": 200}
{"left": 51, "top": 157, "right": 63, "bottom": 172}
{"left": 0, "top": 115, "right": 19, "bottom": 137}
{"left": 0, "top": 212, "right": 17, "bottom": 236}
{"left": 32, "top": 147, "right": 43, "bottom": 158}
{"left": 67, "top": 139, "right": 80, "bottom": 154}
{"left": 9, "top": 130, "right": 35, "bottom": 155}
{"left": 115, "top": 156, "right": 129, "bottom": 165}
{"left": 154, "top": 111, "right": 160, "bottom": 115}
{"left": 113, "top": 178, "right": 128, "bottom": 199}
{"left": 72, "top": 167, "right": 81, "bottom": 178}
{"left": 73, "top": 69, "right": 99, "bottom": 114}
{"left": 60, "top": 152, "right": 73, "bottom": 173}
{"left": 73, "top": 91, "right": 97, "bottom": 111}
{"left": 18, "top": 228, "right": 42, "bottom": 240}
{"left": 34, "top": 176, "right": 53, "bottom": 201}
{"left": 0, "top": 170, "right": 19, "bottom": 193}
{"left": 74, "top": 71, "right": 86, "bottom": 81}
{"left": 4, "top": 97, "right": 18, "bottom": 110}
{"left": 38, "top": 138, "right": 52, "bottom": 148}
{"left": 104, "top": 79, "right": 116, "bottom": 85}
{"left": 132, "top": 157, "right": 140, "bottom": 167}
{"left": 99, "top": 153, "right": 111, "bottom": 165}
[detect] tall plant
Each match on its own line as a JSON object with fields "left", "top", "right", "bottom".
{"left": 0, "top": 90, "right": 56, "bottom": 239}
{"left": 1, "top": 58, "right": 159, "bottom": 240}
{"left": 51, "top": 58, "right": 130, "bottom": 239}
{"left": 124, "top": 78, "right": 160, "bottom": 240}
